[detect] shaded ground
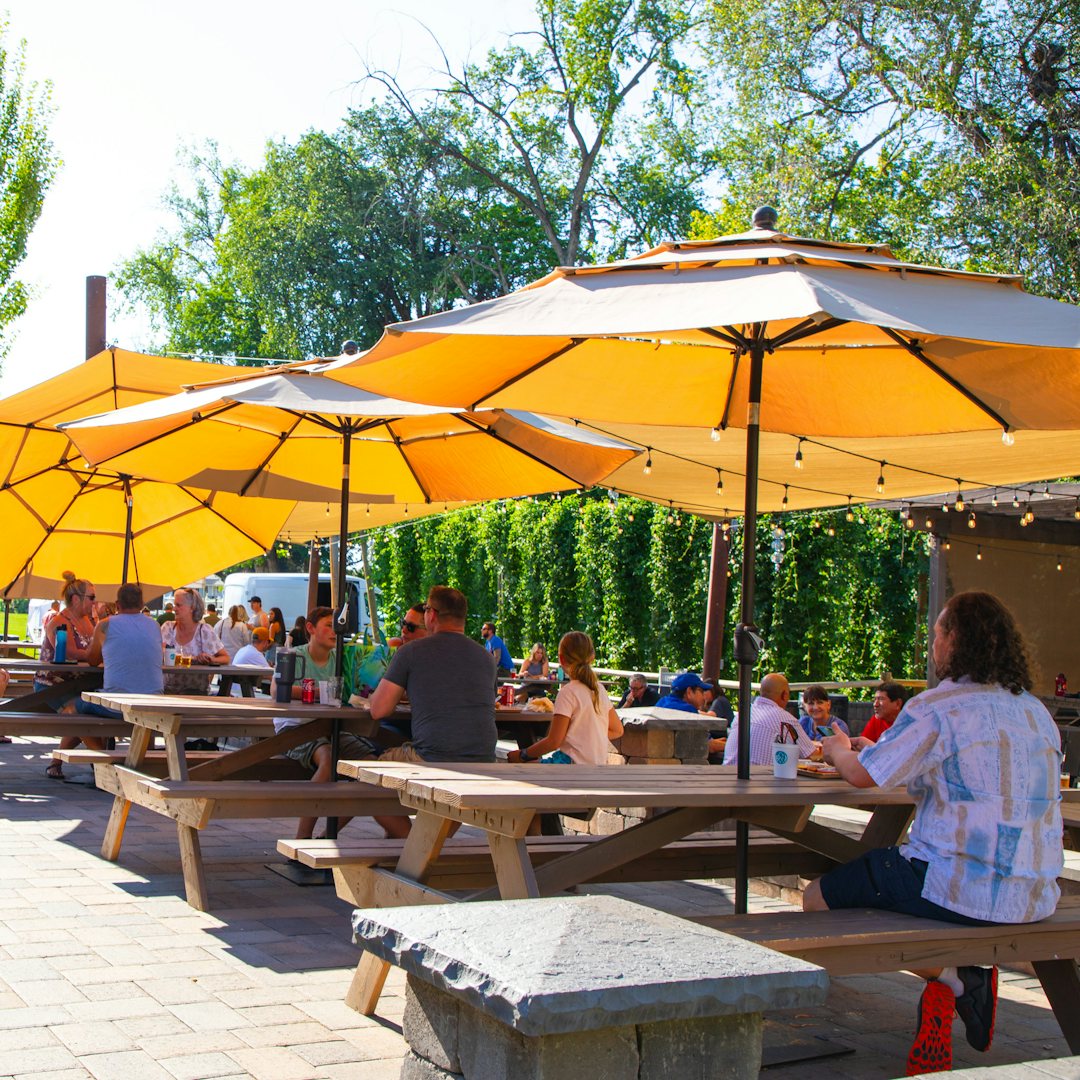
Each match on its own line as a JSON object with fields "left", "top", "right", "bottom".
{"left": 0, "top": 737, "right": 1074, "bottom": 1079}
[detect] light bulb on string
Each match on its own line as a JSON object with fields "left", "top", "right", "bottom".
{"left": 782, "top": 485, "right": 789, "bottom": 511}
{"left": 941, "top": 500, "right": 950, "bottom": 513}
{"left": 991, "top": 492, "right": 999, "bottom": 508}
{"left": 794, "top": 438, "right": 805, "bottom": 470}
{"left": 827, "top": 525, "right": 836, "bottom": 536}
{"left": 643, "top": 450, "right": 652, "bottom": 476}
{"left": 710, "top": 426, "right": 722, "bottom": 442}
{"left": 1043, "top": 486, "right": 1053, "bottom": 499}
{"left": 954, "top": 485, "right": 965, "bottom": 512}
{"left": 715, "top": 469, "right": 724, "bottom": 497}
{"left": 876, "top": 462, "right": 886, "bottom": 494}
{"left": 1058, "top": 556, "right": 1064, "bottom": 572}
{"left": 1011, "top": 493, "right": 1020, "bottom": 508}
{"left": 943, "top": 539, "right": 951, "bottom": 550}
{"left": 1025, "top": 503, "right": 1035, "bottom": 524}
{"left": 1074, "top": 499, "right": 1080, "bottom": 521}
{"left": 845, "top": 497, "right": 854, "bottom": 523}
{"left": 905, "top": 510, "right": 915, "bottom": 529}
{"left": 666, "top": 504, "right": 675, "bottom": 524}
{"left": 628, "top": 512, "right": 634, "bottom": 522}
{"left": 967, "top": 511, "right": 976, "bottom": 529}
{"left": 976, "top": 546, "right": 983, "bottom": 561}
{"left": 925, "top": 517, "right": 933, "bottom": 530}
{"left": 1002, "top": 428, "right": 1015, "bottom": 446}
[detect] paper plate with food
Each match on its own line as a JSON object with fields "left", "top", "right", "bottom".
{"left": 797, "top": 760, "right": 841, "bottom": 778}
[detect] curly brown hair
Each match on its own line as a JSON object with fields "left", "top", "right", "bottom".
{"left": 936, "top": 591, "right": 1033, "bottom": 694}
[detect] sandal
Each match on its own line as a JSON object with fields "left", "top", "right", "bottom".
{"left": 45, "top": 761, "right": 64, "bottom": 780}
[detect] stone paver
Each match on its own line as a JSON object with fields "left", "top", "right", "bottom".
{"left": 0, "top": 736, "right": 1076, "bottom": 1079}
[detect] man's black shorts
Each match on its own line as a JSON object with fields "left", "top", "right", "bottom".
{"left": 818, "top": 847, "right": 993, "bottom": 926}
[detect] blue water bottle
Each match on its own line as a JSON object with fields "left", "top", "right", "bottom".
{"left": 54, "top": 626, "right": 68, "bottom": 663}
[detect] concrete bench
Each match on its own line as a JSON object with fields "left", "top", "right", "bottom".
{"left": 352, "top": 894, "right": 827, "bottom": 1079}
{"left": 687, "top": 898, "right": 1080, "bottom": 1053}
{"left": 280, "top": 833, "right": 837, "bottom": 898}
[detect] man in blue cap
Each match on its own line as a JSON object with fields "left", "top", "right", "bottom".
{"left": 655, "top": 671, "right": 712, "bottom": 713}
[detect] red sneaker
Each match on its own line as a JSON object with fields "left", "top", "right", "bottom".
{"left": 906, "top": 979, "right": 955, "bottom": 1075}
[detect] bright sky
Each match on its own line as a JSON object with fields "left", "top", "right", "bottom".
{"left": 0, "top": 0, "right": 537, "bottom": 395}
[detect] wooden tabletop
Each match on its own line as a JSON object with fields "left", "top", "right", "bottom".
{"left": 85, "top": 691, "right": 349, "bottom": 719}
{"left": 4, "top": 659, "right": 270, "bottom": 679}
{"left": 338, "top": 760, "right": 913, "bottom": 811}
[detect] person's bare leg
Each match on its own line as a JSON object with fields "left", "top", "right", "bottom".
{"left": 295, "top": 744, "right": 333, "bottom": 840}
{"left": 375, "top": 814, "right": 411, "bottom": 839}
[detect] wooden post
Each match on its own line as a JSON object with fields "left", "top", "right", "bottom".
{"left": 86, "top": 276, "right": 106, "bottom": 359}
{"left": 306, "top": 539, "right": 320, "bottom": 618}
{"left": 702, "top": 522, "right": 730, "bottom": 681}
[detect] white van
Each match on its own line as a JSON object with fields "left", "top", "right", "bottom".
{"left": 220, "top": 573, "right": 375, "bottom": 640}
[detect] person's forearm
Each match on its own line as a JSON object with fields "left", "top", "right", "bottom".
{"left": 831, "top": 746, "right": 877, "bottom": 788}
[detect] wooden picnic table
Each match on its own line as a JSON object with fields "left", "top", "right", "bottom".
{"left": 0, "top": 640, "right": 41, "bottom": 656}
{"left": 335, "top": 760, "right": 916, "bottom": 1013}
{"left": 0, "top": 659, "right": 271, "bottom": 711}
{"left": 83, "top": 691, "right": 382, "bottom": 909}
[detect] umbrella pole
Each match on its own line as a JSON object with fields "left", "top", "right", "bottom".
{"left": 735, "top": 339, "right": 765, "bottom": 914}
{"left": 326, "top": 428, "right": 352, "bottom": 843}
{"left": 121, "top": 476, "right": 133, "bottom": 584}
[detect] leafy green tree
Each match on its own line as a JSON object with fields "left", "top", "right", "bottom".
{"left": 700, "top": 0, "right": 1080, "bottom": 298}
{"left": 364, "top": 0, "right": 709, "bottom": 265}
{"left": 0, "top": 22, "right": 56, "bottom": 363}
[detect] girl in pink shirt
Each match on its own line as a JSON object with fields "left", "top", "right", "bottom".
{"left": 508, "top": 631, "right": 623, "bottom": 765}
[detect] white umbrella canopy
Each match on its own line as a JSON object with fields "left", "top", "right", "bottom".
{"left": 61, "top": 369, "right": 639, "bottom": 506}
{"left": 323, "top": 226, "right": 1080, "bottom": 442}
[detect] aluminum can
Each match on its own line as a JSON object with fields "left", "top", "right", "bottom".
{"left": 301, "top": 677, "right": 316, "bottom": 704}
{"left": 501, "top": 684, "right": 516, "bottom": 706}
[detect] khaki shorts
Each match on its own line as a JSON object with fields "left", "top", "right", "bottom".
{"left": 379, "top": 743, "right": 427, "bottom": 763}
{"left": 284, "top": 732, "right": 380, "bottom": 773}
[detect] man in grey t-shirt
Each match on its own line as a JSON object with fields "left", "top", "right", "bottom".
{"left": 369, "top": 585, "right": 497, "bottom": 763}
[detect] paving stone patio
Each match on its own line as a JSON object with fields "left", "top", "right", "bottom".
{"left": 0, "top": 736, "right": 1075, "bottom": 1079}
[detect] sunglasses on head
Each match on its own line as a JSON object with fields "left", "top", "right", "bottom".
{"left": 401, "top": 620, "right": 421, "bottom": 633}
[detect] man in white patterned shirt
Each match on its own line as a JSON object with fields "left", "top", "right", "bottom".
{"left": 807, "top": 592, "right": 1063, "bottom": 1075}
{"left": 722, "top": 672, "right": 815, "bottom": 766}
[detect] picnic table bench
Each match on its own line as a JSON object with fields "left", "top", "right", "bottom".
{"left": 279, "top": 830, "right": 836, "bottom": 898}
{"left": 687, "top": 900, "right": 1080, "bottom": 1052}
{"left": 81, "top": 691, "right": 383, "bottom": 910}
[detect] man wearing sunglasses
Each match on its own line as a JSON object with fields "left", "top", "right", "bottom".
{"left": 387, "top": 604, "right": 428, "bottom": 650}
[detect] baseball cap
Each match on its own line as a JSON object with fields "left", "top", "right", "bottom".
{"left": 252, "top": 627, "right": 270, "bottom": 642}
{"left": 671, "top": 672, "right": 711, "bottom": 693}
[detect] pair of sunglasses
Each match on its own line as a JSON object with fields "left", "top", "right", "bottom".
{"left": 401, "top": 620, "right": 422, "bottom": 633}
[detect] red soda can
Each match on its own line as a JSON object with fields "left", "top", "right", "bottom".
{"left": 502, "top": 684, "right": 516, "bottom": 706}
{"left": 301, "top": 677, "right": 316, "bottom": 704}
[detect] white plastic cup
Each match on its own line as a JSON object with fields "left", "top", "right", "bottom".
{"left": 319, "top": 678, "right": 342, "bottom": 706}
{"left": 772, "top": 742, "right": 798, "bottom": 779}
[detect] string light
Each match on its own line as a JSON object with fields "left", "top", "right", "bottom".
{"left": 941, "top": 499, "right": 950, "bottom": 513}
{"left": 876, "top": 462, "right": 886, "bottom": 494}
{"left": 954, "top": 484, "right": 965, "bottom": 512}
{"left": 710, "top": 426, "right": 722, "bottom": 442}
{"left": 991, "top": 491, "right": 999, "bottom": 508}
{"left": 905, "top": 507, "right": 915, "bottom": 529}
{"left": 827, "top": 525, "right": 836, "bottom": 536}
{"left": 794, "top": 438, "right": 805, "bottom": 470}
{"left": 943, "top": 539, "right": 951, "bottom": 550}
{"left": 1074, "top": 498, "right": 1080, "bottom": 521}
{"left": 1043, "top": 485, "right": 1053, "bottom": 499}
{"left": 1011, "top": 493, "right": 1021, "bottom": 509}
{"left": 967, "top": 511, "right": 976, "bottom": 529}
{"left": 925, "top": 517, "right": 933, "bottom": 530}
{"left": 846, "top": 497, "right": 854, "bottom": 523}
{"left": 782, "top": 485, "right": 789, "bottom": 511}
{"left": 666, "top": 504, "right": 675, "bottom": 524}
{"left": 1024, "top": 503, "right": 1035, "bottom": 524}
{"left": 976, "top": 545, "right": 983, "bottom": 561}
{"left": 1058, "top": 556, "right": 1064, "bottom": 572}
{"left": 1002, "top": 428, "right": 1015, "bottom": 446}
{"left": 643, "top": 450, "right": 652, "bottom": 475}
{"left": 715, "top": 469, "right": 724, "bottom": 497}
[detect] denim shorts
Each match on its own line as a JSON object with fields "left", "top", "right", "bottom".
{"left": 818, "top": 847, "right": 994, "bottom": 926}
{"left": 74, "top": 699, "right": 122, "bottom": 719}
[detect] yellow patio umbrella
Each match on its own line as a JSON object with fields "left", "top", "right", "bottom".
{"left": 61, "top": 366, "right": 639, "bottom": 675}
{"left": 0, "top": 348, "right": 297, "bottom": 601}
{"left": 320, "top": 211, "right": 1080, "bottom": 909}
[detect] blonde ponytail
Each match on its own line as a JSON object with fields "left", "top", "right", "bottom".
{"left": 558, "top": 631, "right": 601, "bottom": 713}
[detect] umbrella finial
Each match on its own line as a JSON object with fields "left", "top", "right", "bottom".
{"left": 751, "top": 205, "right": 778, "bottom": 231}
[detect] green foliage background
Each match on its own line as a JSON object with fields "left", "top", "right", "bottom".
{"left": 366, "top": 493, "right": 929, "bottom": 680}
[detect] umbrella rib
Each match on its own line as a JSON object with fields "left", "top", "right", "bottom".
{"left": 1, "top": 471, "right": 96, "bottom": 596}
{"left": 455, "top": 412, "right": 591, "bottom": 489}
{"left": 768, "top": 317, "right": 847, "bottom": 350}
{"left": 470, "top": 339, "right": 584, "bottom": 409}
{"left": 237, "top": 418, "right": 303, "bottom": 497}
{"left": 175, "top": 486, "right": 277, "bottom": 551}
{"left": 701, "top": 327, "right": 750, "bottom": 350}
{"left": 382, "top": 419, "right": 433, "bottom": 504}
{"left": 881, "top": 327, "right": 1009, "bottom": 431}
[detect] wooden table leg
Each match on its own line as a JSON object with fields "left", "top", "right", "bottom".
{"left": 178, "top": 824, "right": 209, "bottom": 911}
{"left": 348, "top": 810, "right": 454, "bottom": 1016}
{"left": 859, "top": 804, "right": 915, "bottom": 849}
{"left": 488, "top": 833, "right": 540, "bottom": 899}
{"left": 1032, "top": 958, "right": 1080, "bottom": 1053}
{"left": 101, "top": 724, "right": 152, "bottom": 861}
